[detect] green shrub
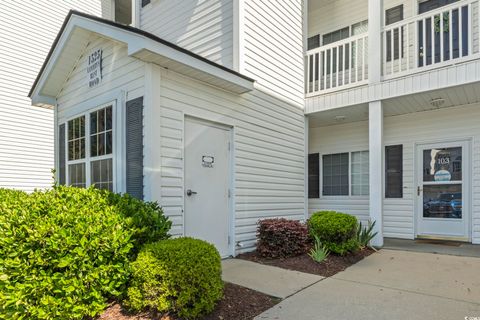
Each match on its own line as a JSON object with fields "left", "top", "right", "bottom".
{"left": 0, "top": 186, "right": 171, "bottom": 320}
{"left": 126, "top": 237, "right": 223, "bottom": 319}
{"left": 307, "top": 211, "right": 359, "bottom": 255}
{"left": 104, "top": 192, "right": 172, "bottom": 254}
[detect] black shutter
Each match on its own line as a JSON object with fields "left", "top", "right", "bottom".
{"left": 126, "top": 97, "right": 144, "bottom": 199}
{"left": 58, "top": 124, "right": 66, "bottom": 185}
{"left": 308, "top": 153, "right": 320, "bottom": 198}
{"left": 307, "top": 35, "right": 320, "bottom": 50}
{"left": 141, "top": 0, "right": 150, "bottom": 7}
{"left": 385, "top": 145, "right": 403, "bottom": 198}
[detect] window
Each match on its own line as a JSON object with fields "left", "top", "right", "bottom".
{"left": 386, "top": 5, "right": 404, "bottom": 62}
{"left": 351, "top": 151, "right": 369, "bottom": 196}
{"left": 308, "top": 154, "right": 320, "bottom": 198}
{"left": 90, "top": 106, "right": 114, "bottom": 191}
{"left": 322, "top": 27, "right": 350, "bottom": 46}
{"left": 385, "top": 145, "right": 403, "bottom": 198}
{"left": 67, "top": 116, "right": 86, "bottom": 187}
{"left": 114, "top": 0, "right": 132, "bottom": 25}
{"left": 322, "top": 153, "right": 349, "bottom": 196}
{"left": 352, "top": 20, "right": 368, "bottom": 35}
{"left": 418, "top": 0, "right": 459, "bottom": 14}
{"left": 308, "top": 35, "right": 320, "bottom": 50}
{"left": 66, "top": 104, "right": 114, "bottom": 191}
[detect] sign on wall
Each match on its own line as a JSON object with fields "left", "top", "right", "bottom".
{"left": 87, "top": 49, "right": 103, "bottom": 88}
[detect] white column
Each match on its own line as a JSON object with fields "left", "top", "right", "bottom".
{"left": 368, "top": 0, "right": 383, "bottom": 83}
{"left": 369, "top": 101, "right": 383, "bottom": 247}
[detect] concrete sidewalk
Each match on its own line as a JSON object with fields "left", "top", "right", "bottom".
{"left": 256, "top": 250, "right": 480, "bottom": 320}
{"left": 221, "top": 259, "right": 323, "bottom": 298}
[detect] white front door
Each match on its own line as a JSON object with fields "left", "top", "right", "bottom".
{"left": 416, "top": 141, "right": 470, "bottom": 241}
{"left": 184, "top": 117, "right": 231, "bottom": 257}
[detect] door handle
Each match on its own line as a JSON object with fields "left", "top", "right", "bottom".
{"left": 417, "top": 186, "right": 423, "bottom": 196}
{"left": 186, "top": 189, "right": 197, "bottom": 196}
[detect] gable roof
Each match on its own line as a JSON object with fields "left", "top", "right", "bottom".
{"left": 29, "top": 10, "right": 255, "bottom": 107}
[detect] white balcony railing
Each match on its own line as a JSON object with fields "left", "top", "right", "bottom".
{"left": 383, "top": 0, "right": 480, "bottom": 78}
{"left": 305, "top": 33, "right": 369, "bottom": 96}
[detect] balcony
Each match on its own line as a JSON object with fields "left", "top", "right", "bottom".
{"left": 305, "top": 0, "right": 480, "bottom": 97}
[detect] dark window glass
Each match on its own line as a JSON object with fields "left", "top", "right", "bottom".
{"left": 385, "top": 145, "right": 403, "bottom": 198}
{"left": 386, "top": 5, "right": 404, "bottom": 62}
{"left": 308, "top": 154, "right": 320, "bottom": 198}
{"left": 422, "top": 147, "right": 462, "bottom": 182}
{"left": 308, "top": 35, "right": 320, "bottom": 50}
{"left": 322, "top": 153, "right": 349, "bottom": 196}
{"left": 322, "top": 27, "right": 350, "bottom": 46}
{"left": 90, "top": 106, "right": 113, "bottom": 157}
{"left": 419, "top": 0, "right": 459, "bottom": 14}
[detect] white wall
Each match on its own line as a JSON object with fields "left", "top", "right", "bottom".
{"left": 152, "top": 68, "right": 306, "bottom": 251}
{"left": 308, "top": 121, "right": 371, "bottom": 225}
{"left": 242, "top": 0, "right": 305, "bottom": 108}
{"left": 308, "top": 103, "right": 480, "bottom": 244}
{"left": 0, "top": 0, "right": 105, "bottom": 192}
{"left": 140, "top": 0, "right": 234, "bottom": 68}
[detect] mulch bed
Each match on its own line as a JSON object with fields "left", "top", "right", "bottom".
{"left": 98, "top": 282, "right": 279, "bottom": 320}
{"left": 237, "top": 248, "right": 375, "bottom": 277}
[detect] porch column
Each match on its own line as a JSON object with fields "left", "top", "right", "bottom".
{"left": 368, "top": 0, "right": 383, "bottom": 83}
{"left": 369, "top": 101, "right": 384, "bottom": 247}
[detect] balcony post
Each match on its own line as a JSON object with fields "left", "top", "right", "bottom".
{"left": 368, "top": 0, "right": 383, "bottom": 83}
{"left": 369, "top": 101, "right": 384, "bottom": 247}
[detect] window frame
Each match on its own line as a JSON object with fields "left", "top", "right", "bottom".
{"left": 318, "top": 150, "right": 370, "bottom": 198}
{"left": 64, "top": 101, "right": 117, "bottom": 192}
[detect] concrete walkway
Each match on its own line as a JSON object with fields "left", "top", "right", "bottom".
{"left": 256, "top": 250, "right": 480, "bottom": 320}
{"left": 222, "top": 259, "right": 323, "bottom": 299}
{"left": 384, "top": 238, "right": 480, "bottom": 258}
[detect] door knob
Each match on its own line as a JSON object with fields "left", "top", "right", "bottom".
{"left": 186, "top": 189, "right": 197, "bottom": 196}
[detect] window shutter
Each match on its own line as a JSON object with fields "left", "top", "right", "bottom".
{"left": 308, "top": 153, "right": 320, "bottom": 198}
{"left": 126, "top": 97, "right": 144, "bottom": 199}
{"left": 386, "top": 5, "right": 404, "bottom": 25}
{"left": 385, "top": 145, "right": 403, "bottom": 198}
{"left": 307, "top": 35, "right": 320, "bottom": 50}
{"left": 58, "top": 124, "right": 66, "bottom": 185}
{"left": 141, "top": 0, "right": 150, "bottom": 7}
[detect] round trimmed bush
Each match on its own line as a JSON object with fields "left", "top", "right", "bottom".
{"left": 307, "top": 211, "right": 359, "bottom": 255}
{"left": 126, "top": 237, "right": 223, "bottom": 319}
{"left": 0, "top": 186, "right": 171, "bottom": 320}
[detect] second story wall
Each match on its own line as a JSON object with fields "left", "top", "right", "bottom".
{"left": 140, "top": 0, "right": 234, "bottom": 68}
{"left": 242, "top": 0, "right": 305, "bottom": 108}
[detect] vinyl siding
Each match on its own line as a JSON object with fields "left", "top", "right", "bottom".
{"left": 0, "top": 0, "right": 103, "bottom": 192}
{"left": 308, "top": 104, "right": 480, "bottom": 244}
{"left": 243, "top": 0, "right": 305, "bottom": 108}
{"left": 384, "top": 104, "right": 480, "bottom": 243}
{"left": 140, "top": 0, "right": 234, "bottom": 68}
{"left": 156, "top": 69, "right": 306, "bottom": 251}
{"left": 308, "top": 0, "right": 416, "bottom": 38}
{"left": 308, "top": 121, "right": 371, "bottom": 225}
{"left": 57, "top": 35, "right": 145, "bottom": 119}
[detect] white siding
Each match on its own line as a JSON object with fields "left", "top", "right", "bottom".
{"left": 155, "top": 69, "right": 306, "bottom": 251}
{"left": 308, "top": 121, "right": 370, "bottom": 224}
{"left": 57, "top": 36, "right": 145, "bottom": 120}
{"left": 0, "top": 0, "right": 104, "bottom": 192}
{"left": 384, "top": 104, "right": 480, "bottom": 243}
{"left": 140, "top": 0, "right": 234, "bottom": 68}
{"left": 308, "top": 104, "right": 480, "bottom": 244}
{"left": 242, "top": 0, "right": 305, "bottom": 108}
{"left": 308, "top": 0, "right": 415, "bottom": 38}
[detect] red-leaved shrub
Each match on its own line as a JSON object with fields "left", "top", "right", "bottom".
{"left": 256, "top": 218, "right": 309, "bottom": 258}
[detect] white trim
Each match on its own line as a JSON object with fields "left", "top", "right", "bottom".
{"left": 413, "top": 137, "right": 473, "bottom": 242}
{"left": 233, "top": 0, "right": 245, "bottom": 73}
{"left": 31, "top": 14, "right": 254, "bottom": 107}
{"left": 304, "top": 116, "right": 309, "bottom": 220}
{"left": 63, "top": 100, "right": 117, "bottom": 192}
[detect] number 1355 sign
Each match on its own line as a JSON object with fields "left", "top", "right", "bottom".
{"left": 87, "top": 49, "right": 103, "bottom": 88}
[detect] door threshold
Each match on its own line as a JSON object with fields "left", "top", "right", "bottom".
{"left": 416, "top": 235, "right": 470, "bottom": 244}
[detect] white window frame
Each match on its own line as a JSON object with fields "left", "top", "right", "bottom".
{"left": 319, "top": 149, "right": 370, "bottom": 198}
{"left": 64, "top": 101, "right": 117, "bottom": 192}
